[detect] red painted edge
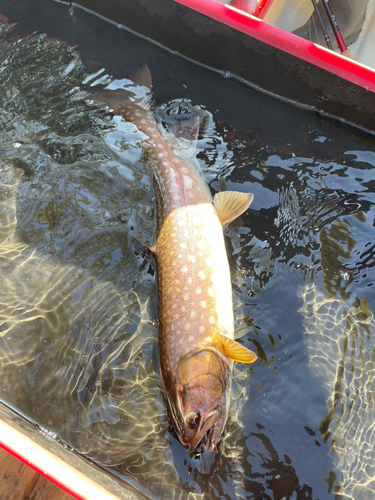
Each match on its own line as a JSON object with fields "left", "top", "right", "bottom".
{"left": 0, "top": 417, "right": 122, "bottom": 500}
{"left": 174, "top": 0, "right": 375, "bottom": 93}
{"left": 230, "top": 0, "right": 272, "bottom": 18}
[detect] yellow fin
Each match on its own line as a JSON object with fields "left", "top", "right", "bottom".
{"left": 213, "top": 331, "right": 257, "bottom": 364}
{"left": 213, "top": 191, "right": 254, "bottom": 225}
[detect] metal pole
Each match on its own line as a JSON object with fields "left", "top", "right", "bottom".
{"left": 311, "top": 0, "right": 333, "bottom": 50}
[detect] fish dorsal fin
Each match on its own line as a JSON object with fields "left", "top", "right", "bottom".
{"left": 166, "top": 116, "right": 199, "bottom": 148}
{"left": 213, "top": 191, "right": 254, "bottom": 226}
{"left": 213, "top": 330, "right": 257, "bottom": 364}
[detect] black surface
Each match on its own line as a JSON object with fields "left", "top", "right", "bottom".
{"left": 42, "top": 0, "right": 375, "bottom": 134}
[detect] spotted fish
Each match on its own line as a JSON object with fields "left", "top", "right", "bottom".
{"left": 92, "top": 66, "right": 257, "bottom": 454}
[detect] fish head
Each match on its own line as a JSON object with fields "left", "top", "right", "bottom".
{"left": 169, "top": 348, "right": 231, "bottom": 454}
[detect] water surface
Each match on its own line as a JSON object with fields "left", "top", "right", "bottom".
{"left": 0, "top": 2, "right": 375, "bottom": 499}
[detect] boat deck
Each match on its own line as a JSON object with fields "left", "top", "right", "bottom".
{"left": 0, "top": 447, "right": 75, "bottom": 500}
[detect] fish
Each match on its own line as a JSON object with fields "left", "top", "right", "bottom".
{"left": 92, "top": 65, "right": 257, "bottom": 454}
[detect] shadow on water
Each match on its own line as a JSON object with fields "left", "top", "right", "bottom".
{"left": 0, "top": 1, "right": 375, "bottom": 499}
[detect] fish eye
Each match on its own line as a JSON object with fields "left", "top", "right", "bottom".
{"left": 187, "top": 413, "right": 200, "bottom": 427}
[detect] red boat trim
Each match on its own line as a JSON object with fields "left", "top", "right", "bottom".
{"left": 0, "top": 417, "right": 122, "bottom": 500}
{"left": 230, "top": 0, "right": 273, "bottom": 19}
{"left": 174, "top": 0, "right": 375, "bottom": 93}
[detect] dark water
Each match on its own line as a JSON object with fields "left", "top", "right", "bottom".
{"left": 0, "top": 2, "right": 375, "bottom": 499}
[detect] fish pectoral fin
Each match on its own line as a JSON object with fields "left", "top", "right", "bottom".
{"left": 214, "top": 331, "right": 257, "bottom": 364}
{"left": 213, "top": 191, "right": 254, "bottom": 226}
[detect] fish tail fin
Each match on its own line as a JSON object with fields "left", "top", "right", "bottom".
{"left": 132, "top": 63, "right": 152, "bottom": 91}
{"left": 88, "top": 64, "right": 152, "bottom": 114}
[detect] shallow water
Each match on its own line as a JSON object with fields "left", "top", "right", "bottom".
{"left": 0, "top": 2, "right": 375, "bottom": 499}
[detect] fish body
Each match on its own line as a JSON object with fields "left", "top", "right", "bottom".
{"left": 93, "top": 67, "right": 257, "bottom": 453}
{"left": 158, "top": 202, "right": 234, "bottom": 451}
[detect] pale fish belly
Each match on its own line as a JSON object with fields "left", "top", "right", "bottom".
{"left": 157, "top": 202, "right": 234, "bottom": 368}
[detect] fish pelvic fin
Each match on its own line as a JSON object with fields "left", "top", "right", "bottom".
{"left": 213, "top": 330, "right": 257, "bottom": 364}
{"left": 213, "top": 191, "right": 254, "bottom": 226}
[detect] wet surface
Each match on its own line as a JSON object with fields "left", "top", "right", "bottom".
{"left": 0, "top": 1, "right": 375, "bottom": 499}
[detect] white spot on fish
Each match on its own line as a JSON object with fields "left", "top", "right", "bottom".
{"left": 183, "top": 294, "right": 189, "bottom": 301}
{"left": 205, "top": 258, "right": 213, "bottom": 267}
{"left": 182, "top": 266, "right": 188, "bottom": 273}
{"left": 178, "top": 219, "right": 186, "bottom": 226}
{"left": 183, "top": 175, "right": 193, "bottom": 189}
{"left": 209, "top": 316, "right": 215, "bottom": 324}
{"left": 184, "top": 230, "right": 189, "bottom": 238}
{"left": 180, "top": 243, "right": 187, "bottom": 249}
{"left": 199, "top": 326, "right": 205, "bottom": 333}
{"left": 208, "top": 288, "right": 214, "bottom": 297}
{"left": 200, "top": 301, "right": 207, "bottom": 308}
{"left": 196, "top": 287, "right": 202, "bottom": 294}
{"left": 187, "top": 277, "right": 193, "bottom": 285}
{"left": 158, "top": 153, "right": 163, "bottom": 158}
{"left": 178, "top": 253, "right": 183, "bottom": 259}
{"left": 198, "top": 271, "right": 205, "bottom": 280}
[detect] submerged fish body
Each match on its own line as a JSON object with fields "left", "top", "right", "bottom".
{"left": 93, "top": 66, "right": 257, "bottom": 453}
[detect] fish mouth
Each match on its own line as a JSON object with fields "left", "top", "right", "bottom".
{"left": 186, "top": 409, "right": 221, "bottom": 453}
{"left": 190, "top": 428, "right": 212, "bottom": 456}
